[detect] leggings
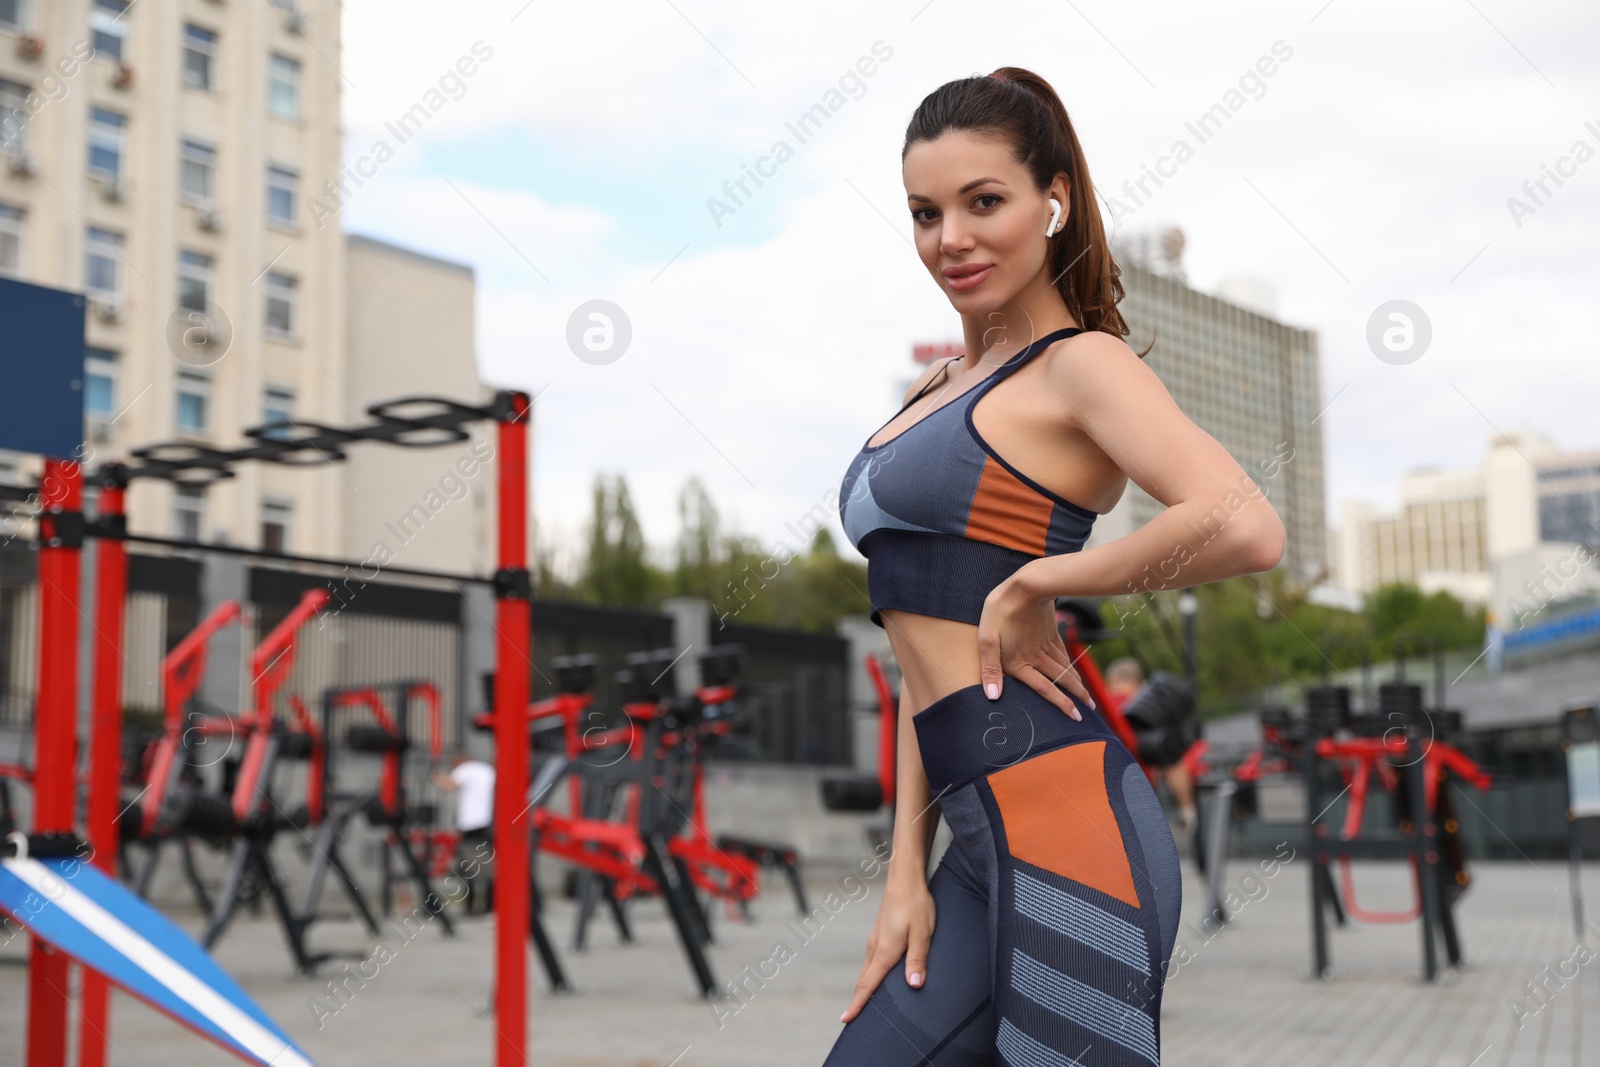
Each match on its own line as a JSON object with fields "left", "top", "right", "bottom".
{"left": 822, "top": 681, "right": 1183, "bottom": 1066}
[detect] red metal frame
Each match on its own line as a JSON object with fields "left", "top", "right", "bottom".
{"left": 141, "top": 600, "right": 244, "bottom": 837}
{"left": 79, "top": 476, "right": 128, "bottom": 1067}
{"left": 1314, "top": 732, "right": 1491, "bottom": 923}
{"left": 1234, "top": 717, "right": 1492, "bottom": 925}
{"left": 233, "top": 590, "right": 326, "bottom": 822}
{"left": 865, "top": 655, "right": 896, "bottom": 803}
{"left": 330, "top": 681, "right": 444, "bottom": 820}
{"left": 27, "top": 457, "right": 81, "bottom": 1067}
{"left": 23, "top": 393, "right": 532, "bottom": 1065}
{"left": 287, "top": 694, "right": 325, "bottom": 825}
{"left": 333, "top": 688, "right": 403, "bottom": 812}
{"left": 493, "top": 393, "right": 532, "bottom": 1067}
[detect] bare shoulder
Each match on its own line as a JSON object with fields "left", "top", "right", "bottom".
{"left": 1041, "top": 328, "right": 1161, "bottom": 396}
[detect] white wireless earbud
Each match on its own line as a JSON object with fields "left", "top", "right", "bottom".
{"left": 1046, "top": 198, "right": 1063, "bottom": 236}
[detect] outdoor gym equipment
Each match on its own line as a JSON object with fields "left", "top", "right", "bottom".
{"left": 301, "top": 680, "right": 453, "bottom": 939}
{"left": 820, "top": 652, "right": 899, "bottom": 816}
{"left": 482, "top": 646, "right": 731, "bottom": 992}
{"left": 491, "top": 643, "right": 804, "bottom": 996}
{"left": 130, "top": 598, "right": 242, "bottom": 912}
{"left": 5, "top": 350, "right": 537, "bottom": 1065}
{"left": 128, "top": 589, "right": 328, "bottom": 956}
{"left": 191, "top": 590, "right": 335, "bottom": 971}
{"left": 551, "top": 646, "right": 743, "bottom": 995}
{"left": 1231, "top": 635, "right": 1491, "bottom": 980}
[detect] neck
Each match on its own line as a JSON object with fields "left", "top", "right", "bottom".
{"left": 957, "top": 296, "right": 1079, "bottom": 371}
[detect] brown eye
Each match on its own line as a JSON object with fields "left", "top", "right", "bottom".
{"left": 974, "top": 194, "right": 1002, "bottom": 209}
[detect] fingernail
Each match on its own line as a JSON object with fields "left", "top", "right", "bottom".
{"left": 909, "top": 971, "right": 922, "bottom": 986}
{"left": 985, "top": 683, "right": 998, "bottom": 700}
{"left": 839, "top": 1012, "right": 847, "bottom": 1022}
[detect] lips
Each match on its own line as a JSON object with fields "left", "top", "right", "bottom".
{"left": 943, "top": 263, "right": 994, "bottom": 292}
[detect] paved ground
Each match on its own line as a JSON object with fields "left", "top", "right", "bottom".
{"left": 1, "top": 852, "right": 1597, "bottom": 1066}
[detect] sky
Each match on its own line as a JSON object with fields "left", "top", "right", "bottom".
{"left": 334, "top": 0, "right": 1600, "bottom": 579}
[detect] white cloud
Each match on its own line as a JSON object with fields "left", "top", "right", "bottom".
{"left": 340, "top": 0, "right": 1600, "bottom": 555}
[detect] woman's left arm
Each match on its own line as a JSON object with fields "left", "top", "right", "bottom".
{"left": 977, "top": 331, "right": 1288, "bottom": 707}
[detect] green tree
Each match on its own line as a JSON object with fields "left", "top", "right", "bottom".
{"left": 670, "top": 477, "right": 724, "bottom": 601}
{"left": 1092, "top": 574, "right": 1484, "bottom": 719}
{"left": 1364, "top": 582, "right": 1485, "bottom": 657}
{"left": 575, "top": 473, "right": 662, "bottom": 606}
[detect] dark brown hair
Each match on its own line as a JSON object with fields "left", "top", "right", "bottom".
{"left": 903, "top": 67, "right": 1151, "bottom": 358}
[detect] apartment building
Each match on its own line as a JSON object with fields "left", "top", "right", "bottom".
{"left": 0, "top": 0, "right": 343, "bottom": 552}
{"left": 1336, "top": 469, "right": 1490, "bottom": 606}
{"left": 0, "top": 1, "right": 496, "bottom": 570}
{"left": 1336, "top": 430, "right": 1600, "bottom": 630}
{"left": 1098, "top": 231, "right": 1327, "bottom": 587}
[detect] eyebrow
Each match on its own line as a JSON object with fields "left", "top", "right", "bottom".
{"left": 907, "top": 176, "right": 1007, "bottom": 203}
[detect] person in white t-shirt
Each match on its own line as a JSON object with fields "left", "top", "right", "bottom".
{"left": 433, "top": 755, "right": 496, "bottom": 913}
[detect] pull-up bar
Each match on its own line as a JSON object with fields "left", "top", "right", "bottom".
{"left": 12, "top": 385, "right": 536, "bottom": 1067}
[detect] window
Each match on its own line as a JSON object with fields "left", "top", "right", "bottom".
{"left": 85, "top": 348, "right": 117, "bottom": 419}
{"left": 176, "top": 370, "right": 210, "bottom": 433}
{"left": 261, "top": 384, "right": 296, "bottom": 439}
{"left": 173, "top": 482, "right": 205, "bottom": 541}
{"left": 265, "top": 272, "right": 297, "bottom": 338}
{"left": 266, "top": 165, "right": 297, "bottom": 225}
{"left": 178, "top": 250, "right": 212, "bottom": 313}
{"left": 91, "top": 0, "right": 128, "bottom": 64}
{"left": 85, "top": 227, "right": 121, "bottom": 296}
{"left": 0, "top": 79, "right": 28, "bottom": 159}
{"left": 88, "top": 107, "right": 124, "bottom": 181}
{"left": 0, "top": 204, "right": 21, "bottom": 277}
{"left": 183, "top": 25, "right": 216, "bottom": 90}
{"left": 180, "top": 139, "right": 215, "bottom": 203}
{"left": 268, "top": 54, "right": 300, "bottom": 120}
{"left": 0, "top": 1, "right": 24, "bottom": 32}
{"left": 261, "top": 498, "right": 292, "bottom": 552}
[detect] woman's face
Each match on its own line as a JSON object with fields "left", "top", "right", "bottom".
{"left": 903, "top": 130, "right": 1060, "bottom": 316}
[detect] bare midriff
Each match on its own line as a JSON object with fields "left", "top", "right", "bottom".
{"left": 878, "top": 610, "right": 992, "bottom": 714}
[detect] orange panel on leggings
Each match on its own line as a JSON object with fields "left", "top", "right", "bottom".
{"left": 986, "top": 740, "right": 1140, "bottom": 909}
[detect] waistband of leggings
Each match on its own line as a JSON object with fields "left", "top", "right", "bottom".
{"left": 911, "top": 681, "right": 1119, "bottom": 795}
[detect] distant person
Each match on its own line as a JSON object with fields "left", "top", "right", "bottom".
{"left": 433, "top": 754, "right": 495, "bottom": 913}
{"left": 1106, "top": 657, "right": 1198, "bottom": 839}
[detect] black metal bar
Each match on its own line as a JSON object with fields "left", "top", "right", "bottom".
{"left": 640, "top": 831, "right": 720, "bottom": 998}
{"left": 1408, "top": 738, "right": 1440, "bottom": 981}
{"left": 106, "top": 395, "right": 496, "bottom": 485}
{"left": 120, "top": 532, "right": 490, "bottom": 586}
{"left": 179, "top": 837, "right": 214, "bottom": 916}
{"left": 528, "top": 876, "right": 571, "bottom": 992}
{"left": 1305, "top": 735, "right": 1329, "bottom": 978}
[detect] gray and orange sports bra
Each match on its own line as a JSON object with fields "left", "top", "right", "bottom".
{"left": 838, "top": 326, "right": 1098, "bottom": 629}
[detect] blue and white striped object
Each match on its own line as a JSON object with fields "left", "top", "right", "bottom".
{"left": 0, "top": 851, "right": 313, "bottom": 1067}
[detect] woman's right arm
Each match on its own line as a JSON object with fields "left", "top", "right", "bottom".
{"left": 839, "top": 675, "right": 941, "bottom": 1023}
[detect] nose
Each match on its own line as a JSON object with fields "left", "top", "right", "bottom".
{"left": 939, "top": 217, "right": 975, "bottom": 258}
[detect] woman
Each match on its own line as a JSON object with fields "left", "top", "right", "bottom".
{"left": 825, "top": 68, "right": 1285, "bottom": 1066}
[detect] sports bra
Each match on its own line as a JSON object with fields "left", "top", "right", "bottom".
{"left": 837, "top": 326, "right": 1098, "bottom": 628}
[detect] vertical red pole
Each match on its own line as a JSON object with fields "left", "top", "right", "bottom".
{"left": 27, "top": 458, "right": 82, "bottom": 1067}
{"left": 493, "top": 393, "right": 531, "bottom": 1067}
{"left": 79, "top": 472, "right": 126, "bottom": 1067}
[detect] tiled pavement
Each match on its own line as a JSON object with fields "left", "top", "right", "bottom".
{"left": 1, "top": 856, "right": 1596, "bottom": 1066}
